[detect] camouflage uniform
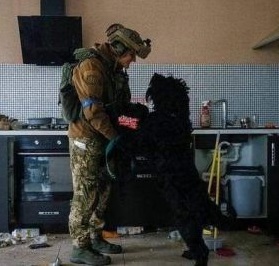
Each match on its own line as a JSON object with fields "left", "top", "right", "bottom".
{"left": 68, "top": 43, "right": 131, "bottom": 248}
{"left": 68, "top": 136, "right": 110, "bottom": 247}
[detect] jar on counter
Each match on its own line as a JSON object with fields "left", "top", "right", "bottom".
{"left": 200, "top": 101, "right": 211, "bottom": 128}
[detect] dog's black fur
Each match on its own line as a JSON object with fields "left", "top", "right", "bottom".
{"left": 111, "top": 73, "right": 235, "bottom": 266}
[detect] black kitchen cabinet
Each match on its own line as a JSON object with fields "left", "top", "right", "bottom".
{"left": 105, "top": 178, "right": 173, "bottom": 229}
{"left": 0, "top": 134, "right": 173, "bottom": 232}
{"left": 0, "top": 136, "right": 14, "bottom": 232}
{"left": 267, "top": 135, "right": 279, "bottom": 236}
{"left": 105, "top": 155, "right": 173, "bottom": 228}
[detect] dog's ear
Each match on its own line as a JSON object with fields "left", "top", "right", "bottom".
{"left": 146, "top": 73, "right": 163, "bottom": 102}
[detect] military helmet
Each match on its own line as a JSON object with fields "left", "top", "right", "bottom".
{"left": 106, "top": 24, "right": 151, "bottom": 59}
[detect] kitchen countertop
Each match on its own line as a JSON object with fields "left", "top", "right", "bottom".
{"left": 193, "top": 127, "right": 279, "bottom": 135}
{"left": 0, "top": 130, "right": 68, "bottom": 135}
{"left": 0, "top": 128, "right": 279, "bottom": 136}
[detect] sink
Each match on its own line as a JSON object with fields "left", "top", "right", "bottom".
{"left": 194, "top": 127, "right": 242, "bottom": 130}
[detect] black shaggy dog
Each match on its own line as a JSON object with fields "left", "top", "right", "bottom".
{"left": 108, "top": 73, "right": 235, "bottom": 266}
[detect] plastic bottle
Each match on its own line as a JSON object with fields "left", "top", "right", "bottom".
{"left": 200, "top": 101, "right": 211, "bottom": 128}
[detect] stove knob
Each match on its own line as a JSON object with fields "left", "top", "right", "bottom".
{"left": 34, "top": 140, "right": 39, "bottom": 145}
{"left": 57, "top": 140, "right": 62, "bottom": 145}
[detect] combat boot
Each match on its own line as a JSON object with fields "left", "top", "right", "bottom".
{"left": 70, "top": 246, "right": 111, "bottom": 265}
{"left": 91, "top": 235, "right": 122, "bottom": 254}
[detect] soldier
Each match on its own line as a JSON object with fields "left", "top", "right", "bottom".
{"left": 68, "top": 24, "right": 151, "bottom": 265}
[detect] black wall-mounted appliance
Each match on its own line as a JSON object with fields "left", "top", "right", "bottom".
{"left": 40, "top": 0, "right": 65, "bottom": 16}
{"left": 18, "top": 16, "right": 82, "bottom": 66}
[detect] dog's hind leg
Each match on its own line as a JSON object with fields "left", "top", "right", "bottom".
{"left": 177, "top": 221, "right": 209, "bottom": 266}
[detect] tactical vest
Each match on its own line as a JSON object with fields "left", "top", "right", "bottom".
{"left": 74, "top": 48, "right": 131, "bottom": 121}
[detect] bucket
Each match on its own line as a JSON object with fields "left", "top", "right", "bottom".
{"left": 203, "top": 236, "right": 223, "bottom": 250}
{"left": 224, "top": 166, "right": 265, "bottom": 217}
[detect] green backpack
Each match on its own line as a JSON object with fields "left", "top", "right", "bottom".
{"left": 58, "top": 48, "right": 108, "bottom": 122}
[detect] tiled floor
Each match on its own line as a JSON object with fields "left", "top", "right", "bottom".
{"left": 0, "top": 229, "right": 279, "bottom": 266}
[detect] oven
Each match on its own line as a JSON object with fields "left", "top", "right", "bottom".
{"left": 14, "top": 134, "right": 72, "bottom": 232}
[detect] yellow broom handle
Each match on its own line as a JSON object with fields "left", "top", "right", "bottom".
{"left": 214, "top": 144, "right": 222, "bottom": 240}
{"left": 216, "top": 147, "right": 221, "bottom": 205}
{"left": 208, "top": 132, "right": 220, "bottom": 194}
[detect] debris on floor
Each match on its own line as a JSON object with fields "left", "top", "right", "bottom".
{"left": 28, "top": 234, "right": 49, "bottom": 249}
{"left": 102, "top": 230, "right": 119, "bottom": 239}
{"left": 117, "top": 226, "right": 144, "bottom": 235}
{"left": 29, "top": 242, "right": 51, "bottom": 249}
{"left": 0, "top": 228, "right": 52, "bottom": 249}
{"left": 247, "top": 225, "right": 262, "bottom": 234}
{"left": 0, "top": 232, "right": 14, "bottom": 247}
{"left": 0, "top": 231, "right": 279, "bottom": 265}
{"left": 31, "top": 245, "right": 63, "bottom": 266}
{"left": 167, "top": 230, "right": 182, "bottom": 241}
{"left": 12, "top": 228, "right": 40, "bottom": 239}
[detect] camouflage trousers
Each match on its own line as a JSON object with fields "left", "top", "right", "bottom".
{"left": 68, "top": 137, "right": 111, "bottom": 248}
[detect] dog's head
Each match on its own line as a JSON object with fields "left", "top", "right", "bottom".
{"left": 146, "top": 73, "right": 190, "bottom": 117}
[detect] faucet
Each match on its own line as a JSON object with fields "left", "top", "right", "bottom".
{"left": 212, "top": 99, "right": 229, "bottom": 128}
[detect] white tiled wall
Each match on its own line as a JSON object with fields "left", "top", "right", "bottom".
{"left": 0, "top": 63, "right": 278, "bottom": 127}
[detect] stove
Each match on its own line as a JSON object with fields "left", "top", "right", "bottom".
{"left": 24, "top": 117, "right": 69, "bottom": 130}
{"left": 26, "top": 124, "right": 68, "bottom": 130}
